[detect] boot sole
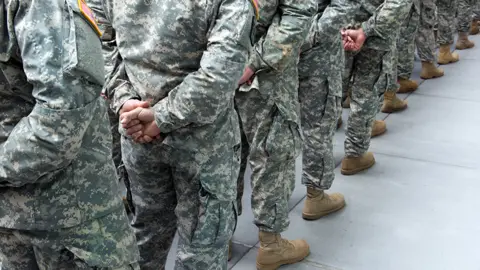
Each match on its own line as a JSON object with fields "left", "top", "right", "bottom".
{"left": 341, "top": 158, "right": 376, "bottom": 176}
{"left": 256, "top": 250, "right": 310, "bottom": 270}
{"left": 420, "top": 73, "right": 444, "bottom": 80}
{"left": 381, "top": 104, "right": 407, "bottom": 114}
{"left": 302, "top": 201, "right": 346, "bottom": 220}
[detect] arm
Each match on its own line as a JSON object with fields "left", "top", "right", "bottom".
{"left": 316, "top": 0, "right": 361, "bottom": 37}
{"left": 248, "top": 0, "right": 317, "bottom": 72}
{"left": 361, "top": 0, "right": 413, "bottom": 40}
{"left": 0, "top": 0, "right": 104, "bottom": 186}
{"left": 151, "top": 0, "right": 254, "bottom": 133}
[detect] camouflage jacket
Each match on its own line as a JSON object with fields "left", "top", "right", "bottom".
{"left": 0, "top": 0, "right": 122, "bottom": 230}
{"left": 356, "top": 0, "right": 414, "bottom": 51}
{"left": 243, "top": 0, "right": 317, "bottom": 124}
{"left": 97, "top": 0, "right": 255, "bottom": 154}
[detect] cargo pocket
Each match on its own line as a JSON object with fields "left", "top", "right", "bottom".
{"left": 191, "top": 189, "right": 236, "bottom": 248}
{"left": 265, "top": 109, "right": 301, "bottom": 161}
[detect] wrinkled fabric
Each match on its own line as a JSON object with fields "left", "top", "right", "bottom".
{"left": 300, "top": 0, "right": 358, "bottom": 191}
{"left": 0, "top": 0, "right": 125, "bottom": 231}
{"left": 457, "top": 0, "right": 474, "bottom": 33}
{"left": 235, "top": 0, "right": 316, "bottom": 233}
{"left": 0, "top": 208, "right": 139, "bottom": 270}
{"left": 96, "top": 0, "right": 255, "bottom": 269}
{"left": 0, "top": 0, "right": 139, "bottom": 268}
{"left": 397, "top": 5, "right": 419, "bottom": 80}
{"left": 437, "top": 0, "right": 457, "bottom": 45}
{"left": 416, "top": 0, "right": 437, "bottom": 63}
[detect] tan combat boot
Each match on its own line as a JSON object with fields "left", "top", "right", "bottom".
{"left": 470, "top": 20, "right": 479, "bottom": 35}
{"left": 302, "top": 188, "right": 346, "bottom": 220}
{"left": 382, "top": 91, "right": 407, "bottom": 113}
{"left": 456, "top": 32, "right": 475, "bottom": 50}
{"left": 342, "top": 95, "right": 351, "bottom": 108}
{"left": 397, "top": 78, "right": 418, "bottom": 93}
{"left": 438, "top": 45, "right": 460, "bottom": 65}
{"left": 337, "top": 117, "right": 343, "bottom": 130}
{"left": 371, "top": 120, "right": 386, "bottom": 137}
{"left": 420, "top": 61, "right": 444, "bottom": 79}
{"left": 341, "top": 152, "right": 375, "bottom": 175}
{"left": 228, "top": 240, "right": 232, "bottom": 261}
{"left": 256, "top": 232, "right": 310, "bottom": 270}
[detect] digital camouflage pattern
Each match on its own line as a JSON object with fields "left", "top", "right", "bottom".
{"left": 474, "top": 0, "right": 480, "bottom": 20}
{"left": 415, "top": 0, "right": 437, "bottom": 63}
{"left": 299, "top": 0, "right": 359, "bottom": 191}
{"left": 457, "top": 0, "right": 474, "bottom": 33}
{"left": 0, "top": 208, "right": 139, "bottom": 269}
{"left": 397, "top": 3, "right": 419, "bottom": 80}
{"left": 437, "top": 0, "right": 456, "bottom": 45}
{"left": 235, "top": 0, "right": 316, "bottom": 233}
{"left": 96, "top": 0, "right": 255, "bottom": 269}
{"left": 0, "top": 0, "right": 139, "bottom": 267}
{"left": 344, "top": 0, "right": 413, "bottom": 157}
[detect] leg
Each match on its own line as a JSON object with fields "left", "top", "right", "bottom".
{"left": 397, "top": 8, "right": 420, "bottom": 81}
{"left": 298, "top": 45, "right": 346, "bottom": 220}
{"left": 171, "top": 137, "right": 239, "bottom": 270}
{"left": 122, "top": 139, "right": 176, "bottom": 270}
{"left": 0, "top": 228, "right": 39, "bottom": 270}
{"left": 16, "top": 207, "right": 139, "bottom": 270}
{"left": 456, "top": 0, "right": 475, "bottom": 49}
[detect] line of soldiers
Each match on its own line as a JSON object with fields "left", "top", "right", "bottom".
{"left": 0, "top": 0, "right": 477, "bottom": 270}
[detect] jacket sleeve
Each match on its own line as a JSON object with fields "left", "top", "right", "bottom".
{"left": 361, "top": 0, "right": 413, "bottom": 40}
{"left": 151, "top": 0, "right": 254, "bottom": 133}
{"left": 316, "top": 0, "right": 361, "bottom": 37}
{"left": 0, "top": 0, "right": 105, "bottom": 187}
{"left": 248, "top": 0, "right": 317, "bottom": 72}
{"left": 90, "top": 0, "right": 141, "bottom": 114}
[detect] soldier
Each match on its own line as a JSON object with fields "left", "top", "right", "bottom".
{"left": 340, "top": 0, "right": 414, "bottom": 176}
{"left": 234, "top": 0, "right": 316, "bottom": 268}
{"left": 98, "top": 0, "right": 256, "bottom": 269}
{"left": 456, "top": 0, "right": 476, "bottom": 49}
{"left": 0, "top": 0, "right": 140, "bottom": 269}
{"left": 416, "top": 0, "right": 445, "bottom": 79}
{"left": 298, "top": 0, "right": 361, "bottom": 223}
{"left": 437, "top": 0, "right": 461, "bottom": 64}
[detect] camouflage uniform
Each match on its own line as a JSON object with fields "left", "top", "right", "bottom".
{"left": 87, "top": 0, "right": 132, "bottom": 211}
{"left": 457, "top": 0, "right": 474, "bottom": 33}
{"left": 98, "top": 0, "right": 255, "bottom": 269}
{"left": 397, "top": 1, "right": 420, "bottom": 81}
{"left": 437, "top": 0, "right": 456, "bottom": 45}
{"left": 235, "top": 0, "right": 316, "bottom": 233}
{"left": 415, "top": 0, "right": 437, "bottom": 63}
{"left": 0, "top": 0, "right": 139, "bottom": 269}
{"left": 299, "top": 0, "right": 359, "bottom": 190}
{"left": 344, "top": 0, "right": 413, "bottom": 157}
{"left": 474, "top": 0, "right": 480, "bottom": 20}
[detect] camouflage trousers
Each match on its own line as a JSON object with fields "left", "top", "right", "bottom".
{"left": 121, "top": 137, "right": 238, "bottom": 270}
{"left": 344, "top": 48, "right": 388, "bottom": 157}
{"left": 437, "top": 0, "right": 457, "bottom": 45}
{"left": 298, "top": 45, "right": 342, "bottom": 191}
{"left": 0, "top": 207, "right": 139, "bottom": 270}
{"left": 397, "top": 7, "right": 420, "bottom": 80}
{"left": 235, "top": 85, "right": 302, "bottom": 233}
{"left": 474, "top": 0, "right": 480, "bottom": 20}
{"left": 416, "top": 0, "right": 437, "bottom": 63}
{"left": 457, "top": 0, "right": 474, "bottom": 33}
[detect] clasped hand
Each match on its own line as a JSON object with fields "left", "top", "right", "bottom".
{"left": 341, "top": 28, "right": 366, "bottom": 51}
{"left": 119, "top": 100, "right": 162, "bottom": 144}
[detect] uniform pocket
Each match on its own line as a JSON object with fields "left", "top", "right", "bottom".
{"left": 265, "top": 109, "right": 302, "bottom": 161}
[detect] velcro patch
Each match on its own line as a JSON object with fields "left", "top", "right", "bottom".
{"left": 250, "top": 0, "right": 259, "bottom": 21}
{"left": 78, "top": 0, "right": 102, "bottom": 37}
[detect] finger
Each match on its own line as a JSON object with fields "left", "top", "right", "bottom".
{"left": 120, "top": 107, "right": 143, "bottom": 125}
{"left": 126, "top": 124, "right": 143, "bottom": 135}
{"left": 124, "top": 119, "right": 141, "bottom": 129}
{"left": 142, "top": 135, "right": 153, "bottom": 143}
{"left": 139, "top": 101, "right": 150, "bottom": 108}
{"left": 131, "top": 130, "right": 143, "bottom": 140}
